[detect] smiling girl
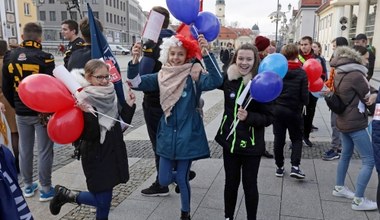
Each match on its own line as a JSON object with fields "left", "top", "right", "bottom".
{"left": 214, "top": 43, "right": 274, "bottom": 220}
{"left": 128, "top": 34, "right": 222, "bottom": 220}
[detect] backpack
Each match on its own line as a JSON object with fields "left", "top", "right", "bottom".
{"left": 324, "top": 73, "right": 355, "bottom": 114}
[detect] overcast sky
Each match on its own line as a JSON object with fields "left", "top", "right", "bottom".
{"left": 139, "top": 0, "right": 300, "bottom": 36}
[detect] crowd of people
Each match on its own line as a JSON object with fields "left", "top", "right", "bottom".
{"left": 0, "top": 5, "right": 380, "bottom": 220}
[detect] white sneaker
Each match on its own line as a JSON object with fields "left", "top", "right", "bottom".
{"left": 332, "top": 186, "right": 355, "bottom": 199}
{"left": 351, "top": 197, "right": 377, "bottom": 211}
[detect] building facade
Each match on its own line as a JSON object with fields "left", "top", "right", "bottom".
{"left": 0, "top": 0, "right": 19, "bottom": 45}
{"left": 34, "top": 0, "right": 146, "bottom": 48}
{"left": 215, "top": 0, "right": 226, "bottom": 26}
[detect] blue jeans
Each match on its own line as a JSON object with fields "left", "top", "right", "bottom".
{"left": 158, "top": 157, "right": 191, "bottom": 212}
{"left": 77, "top": 190, "right": 113, "bottom": 218}
{"left": 16, "top": 115, "right": 53, "bottom": 190}
{"left": 336, "top": 129, "right": 374, "bottom": 197}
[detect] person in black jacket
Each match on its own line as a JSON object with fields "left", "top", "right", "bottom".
{"left": 215, "top": 43, "right": 274, "bottom": 220}
{"left": 273, "top": 44, "right": 309, "bottom": 179}
{"left": 2, "top": 22, "right": 56, "bottom": 201}
{"left": 49, "top": 60, "right": 136, "bottom": 219}
{"left": 67, "top": 17, "right": 102, "bottom": 71}
{"left": 61, "top": 19, "right": 84, "bottom": 68}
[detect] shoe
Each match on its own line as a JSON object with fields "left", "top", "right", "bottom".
{"left": 50, "top": 185, "right": 78, "bottom": 215}
{"left": 337, "top": 148, "right": 342, "bottom": 154}
{"left": 322, "top": 149, "right": 340, "bottom": 161}
{"left": 141, "top": 181, "right": 169, "bottom": 197}
{"left": 23, "top": 182, "right": 39, "bottom": 197}
{"left": 303, "top": 138, "right": 313, "bottom": 147}
{"left": 290, "top": 166, "right": 305, "bottom": 179}
{"left": 275, "top": 167, "right": 285, "bottom": 177}
{"left": 332, "top": 186, "right": 355, "bottom": 199}
{"left": 351, "top": 197, "right": 377, "bottom": 211}
{"left": 175, "top": 170, "right": 196, "bottom": 193}
{"left": 40, "top": 186, "right": 55, "bottom": 202}
{"left": 180, "top": 211, "right": 191, "bottom": 220}
{"left": 263, "top": 150, "right": 274, "bottom": 158}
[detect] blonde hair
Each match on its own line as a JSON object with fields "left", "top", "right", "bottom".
{"left": 84, "top": 59, "right": 109, "bottom": 78}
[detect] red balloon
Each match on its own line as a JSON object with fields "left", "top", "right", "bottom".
{"left": 309, "top": 78, "right": 324, "bottom": 92}
{"left": 47, "top": 107, "right": 84, "bottom": 144}
{"left": 18, "top": 74, "right": 75, "bottom": 113}
{"left": 303, "top": 59, "right": 323, "bottom": 82}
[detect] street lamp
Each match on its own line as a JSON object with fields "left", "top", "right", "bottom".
{"left": 269, "top": 1, "right": 291, "bottom": 44}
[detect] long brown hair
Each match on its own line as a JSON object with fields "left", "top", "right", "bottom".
{"left": 229, "top": 43, "right": 260, "bottom": 77}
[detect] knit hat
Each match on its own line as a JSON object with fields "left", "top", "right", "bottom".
{"left": 255, "top": 36, "right": 270, "bottom": 52}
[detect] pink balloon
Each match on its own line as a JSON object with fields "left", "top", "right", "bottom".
{"left": 47, "top": 107, "right": 84, "bottom": 144}
{"left": 18, "top": 74, "right": 75, "bottom": 113}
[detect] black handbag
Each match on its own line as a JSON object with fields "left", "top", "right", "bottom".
{"left": 324, "top": 74, "right": 355, "bottom": 114}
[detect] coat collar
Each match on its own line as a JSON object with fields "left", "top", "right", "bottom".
{"left": 226, "top": 64, "right": 252, "bottom": 85}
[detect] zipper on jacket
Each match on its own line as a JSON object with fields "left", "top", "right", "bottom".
{"left": 230, "top": 81, "right": 244, "bottom": 153}
{"left": 250, "top": 127, "right": 255, "bottom": 145}
{"left": 219, "top": 115, "right": 227, "bottom": 135}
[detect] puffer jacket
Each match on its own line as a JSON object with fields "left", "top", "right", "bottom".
{"left": 274, "top": 62, "right": 309, "bottom": 113}
{"left": 330, "top": 46, "right": 370, "bottom": 133}
{"left": 215, "top": 65, "right": 274, "bottom": 156}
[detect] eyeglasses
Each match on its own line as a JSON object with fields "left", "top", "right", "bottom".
{"left": 92, "top": 75, "right": 112, "bottom": 81}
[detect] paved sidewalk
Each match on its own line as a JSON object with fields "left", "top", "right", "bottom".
{"left": 23, "top": 79, "right": 380, "bottom": 219}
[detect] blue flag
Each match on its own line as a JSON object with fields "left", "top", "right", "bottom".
{"left": 87, "top": 3, "right": 126, "bottom": 105}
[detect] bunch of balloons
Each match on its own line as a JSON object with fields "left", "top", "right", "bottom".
{"left": 166, "top": 0, "right": 220, "bottom": 41}
{"left": 303, "top": 59, "right": 323, "bottom": 93}
{"left": 249, "top": 54, "right": 287, "bottom": 103}
{"left": 18, "top": 74, "right": 83, "bottom": 144}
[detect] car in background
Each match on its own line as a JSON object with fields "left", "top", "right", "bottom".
{"left": 109, "top": 45, "right": 130, "bottom": 55}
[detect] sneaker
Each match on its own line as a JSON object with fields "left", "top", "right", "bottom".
{"left": 322, "top": 149, "right": 340, "bottom": 161}
{"left": 337, "top": 148, "right": 342, "bottom": 154}
{"left": 275, "top": 167, "right": 285, "bottom": 177}
{"left": 141, "top": 181, "right": 169, "bottom": 197}
{"left": 303, "top": 138, "right": 313, "bottom": 147}
{"left": 175, "top": 170, "right": 197, "bottom": 193}
{"left": 40, "top": 187, "right": 55, "bottom": 202}
{"left": 351, "top": 197, "right": 377, "bottom": 211}
{"left": 290, "top": 166, "right": 305, "bottom": 179}
{"left": 332, "top": 186, "right": 355, "bottom": 199}
{"left": 23, "top": 182, "right": 39, "bottom": 197}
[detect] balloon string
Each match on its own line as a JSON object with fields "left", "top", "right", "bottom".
{"left": 191, "top": 26, "right": 223, "bottom": 78}
{"left": 226, "top": 97, "right": 252, "bottom": 140}
{"left": 90, "top": 109, "right": 133, "bottom": 128}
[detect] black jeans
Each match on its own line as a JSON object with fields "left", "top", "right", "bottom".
{"left": 142, "top": 101, "right": 163, "bottom": 179}
{"left": 273, "top": 107, "right": 303, "bottom": 167}
{"left": 303, "top": 93, "right": 318, "bottom": 139}
{"left": 223, "top": 147, "right": 261, "bottom": 220}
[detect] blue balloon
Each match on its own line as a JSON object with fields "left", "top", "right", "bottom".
{"left": 194, "top": 12, "right": 220, "bottom": 41}
{"left": 250, "top": 71, "right": 283, "bottom": 103}
{"left": 166, "top": 0, "right": 199, "bottom": 25}
{"left": 258, "top": 53, "right": 288, "bottom": 78}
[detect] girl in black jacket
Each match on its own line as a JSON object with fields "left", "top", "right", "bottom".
{"left": 273, "top": 44, "right": 309, "bottom": 179}
{"left": 49, "top": 60, "right": 136, "bottom": 220}
{"left": 215, "top": 43, "right": 274, "bottom": 220}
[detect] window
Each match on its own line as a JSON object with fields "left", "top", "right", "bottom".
{"left": 61, "top": 11, "right": 67, "bottom": 21}
{"left": 70, "top": 11, "right": 77, "bottom": 21}
{"left": 40, "top": 11, "right": 46, "bottom": 21}
{"left": 110, "top": 13, "right": 113, "bottom": 23}
{"left": 106, "top": 12, "right": 109, "bottom": 22}
{"left": 5, "top": 0, "right": 14, "bottom": 12}
{"left": 106, "top": 0, "right": 108, "bottom": 5}
{"left": 24, "top": 3, "right": 30, "bottom": 15}
{"left": 49, "top": 0, "right": 55, "bottom": 3}
{"left": 114, "top": 14, "right": 116, "bottom": 24}
{"left": 49, "top": 11, "right": 56, "bottom": 21}
{"left": 93, "top": 11, "right": 99, "bottom": 19}
{"left": 92, "top": 0, "right": 98, "bottom": 4}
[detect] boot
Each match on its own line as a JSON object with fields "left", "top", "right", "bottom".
{"left": 180, "top": 211, "right": 191, "bottom": 220}
{"left": 49, "top": 185, "right": 78, "bottom": 215}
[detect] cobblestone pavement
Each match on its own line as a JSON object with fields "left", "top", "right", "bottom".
{"left": 26, "top": 97, "right": 360, "bottom": 219}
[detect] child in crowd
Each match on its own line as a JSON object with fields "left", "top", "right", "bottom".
{"left": 214, "top": 43, "right": 274, "bottom": 220}
{"left": 49, "top": 59, "right": 136, "bottom": 219}
{"left": 127, "top": 34, "right": 222, "bottom": 220}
